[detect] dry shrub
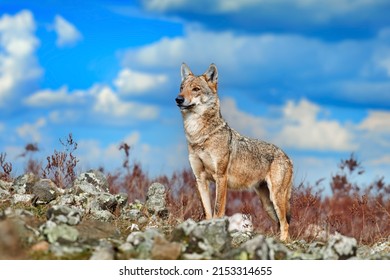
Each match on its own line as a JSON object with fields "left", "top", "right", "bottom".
{"left": 3, "top": 138, "right": 389, "bottom": 245}
{"left": 42, "top": 133, "right": 79, "bottom": 188}
{"left": 0, "top": 153, "right": 12, "bottom": 181}
{"left": 289, "top": 154, "right": 390, "bottom": 244}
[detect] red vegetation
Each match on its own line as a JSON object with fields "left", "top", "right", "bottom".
{"left": 2, "top": 135, "right": 389, "bottom": 245}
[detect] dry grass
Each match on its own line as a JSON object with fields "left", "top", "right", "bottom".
{"left": 2, "top": 135, "right": 389, "bottom": 245}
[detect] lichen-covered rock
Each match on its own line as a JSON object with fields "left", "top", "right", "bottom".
{"left": 231, "top": 231, "right": 253, "bottom": 248}
{"left": 151, "top": 236, "right": 182, "bottom": 260}
{"left": 171, "top": 218, "right": 230, "bottom": 259}
{"left": 357, "top": 240, "right": 390, "bottom": 259}
{"left": 239, "top": 235, "right": 269, "bottom": 259}
{"left": 193, "top": 218, "right": 230, "bottom": 252}
{"left": 237, "top": 235, "right": 291, "bottom": 260}
{"left": 90, "top": 209, "right": 115, "bottom": 222}
{"left": 0, "top": 179, "right": 12, "bottom": 198}
{"left": 12, "top": 173, "right": 39, "bottom": 194}
{"left": 12, "top": 194, "right": 34, "bottom": 204}
{"left": 94, "top": 193, "right": 118, "bottom": 212}
{"left": 0, "top": 187, "right": 10, "bottom": 198}
{"left": 0, "top": 219, "right": 26, "bottom": 259}
{"left": 46, "top": 205, "right": 83, "bottom": 226}
{"left": 145, "top": 183, "right": 168, "bottom": 218}
{"left": 115, "top": 193, "right": 128, "bottom": 208}
{"left": 28, "top": 179, "right": 59, "bottom": 205}
{"left": 73, "top": 170, "right": 109, "bottom": 194}
{"left": 322, "top": 233, "right": 357, "bottom": 259}
{"left": 125, "top": 228, "right": 164, "bottom": 259}
{"left": 41, "top": 221, "right": 79, "bottom": 244}
{"left": 90, "top": 240, "right": 115, "bottom": 260}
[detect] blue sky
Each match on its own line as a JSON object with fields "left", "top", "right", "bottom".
{"left": 1, "top": 0, "right": 390, "bottom": 191}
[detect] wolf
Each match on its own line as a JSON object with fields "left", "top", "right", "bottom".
{"left": 175, "top": 63, "right": 293, "bottom": 241}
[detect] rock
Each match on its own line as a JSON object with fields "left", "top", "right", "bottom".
{"left": 121, "top": 200, "right": 147, "bottom": 225}
{"left": 90, "top": 240, "right": 115, "bottom": 260}
{"left": 115, "top": 193, "right": 128, "bottom": 208}
{"left": 41, "top": 221, "right": 79, "bottom": 244}
{"left": 76, "top": 219, "right": 121, "bottom": 245}
{"left": 265, "top": 237, "right": 292, "bottom": 260}
{"left": 172, "top": 219, "right": 197, "bottom": 239}
{"left": 368, "top": 241, "right": 390, "bottom": 259}
{"left": 29, "top": 179, "right": 59, "bottom": 205}
{"left": 239, "top": 235, "right": 269, "bottom": 259}
{"left": 46, "top": 205, "right": 82, "bottom": 226}
{"left": 231, "top": 231, "right": 253, "bottom": 248}
{"left": 171, "top": 218, "right": 230, "bottom": 259}
{"left": 73, "top": 170, "right": 109, "bottom": 194}
{"left": 146, "top": 183, "right": 168, "bottom": 218}
{"left": 125, "top": 228, "right": 164, "bottom": 259}
{"left": 12, "top": 194, "right": 34, "bottom": 204}
{"left": 238, "top": 235, "right": 291, "bottom": 260}
{"left": 30, "top": 241, "right": 50, "bottom": 253}
{"left": 151, "top": 236, "right": 182, "bottom": 260}
{"left": 193, "top": 218, "right": 230, "bottom": 252}
{"left": 0, "top": 179, "right": 12, "bottom": 190}
{"left": 0, "top": 187, "right": 10, "bottom": 198}
{"left": 94, "top": 193, "right": 118, "bottom": 212}
{"left": 228, "top": 213, "right": 253, "bottom": 233}
{"left": 322, "top": 233, "right": 357, "bottom": 260}
{"left": 0, "top": 220, "right": 25, "bottom": 259}
{"left": 49, "top": 243, "right": 88, "bottom": 258}
{"left": 0, "top": 180, "right": 12, "bottom": 197}
{"left": 12, "top": 173, "right": 39, "bottom": 194}
{"left": 90, "top": 209, "right": 115, "bottom": 222}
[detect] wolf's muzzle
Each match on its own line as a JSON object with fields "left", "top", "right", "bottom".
{"left": 175, "top": 96, "right": 185, "bottom": 106}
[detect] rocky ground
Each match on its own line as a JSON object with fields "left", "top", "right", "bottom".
{"left": 0, "top": 170, "right": 389, "bottom": 260}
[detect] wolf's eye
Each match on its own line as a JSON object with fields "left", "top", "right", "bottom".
{"left": 192, "top": 86, "right": 201, "bottom": 91}
{"left": 180, "top": 84, "right": 184, "bottom": 92}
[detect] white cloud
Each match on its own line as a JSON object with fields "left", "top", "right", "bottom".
{"left": 24, "top": 86, "right": 85, "bottom": 107}
{"left": 121, "top": 27, "right": 390, "bottom": 107}
{"left": 77, "top": 131, "right": 142, "bottom": 170}
{"left": 221, "top": 97, "right": 266, "bottom": 139}
{"left": 16, "top": 118, "right": 46, "bottom": 143}
{"left": 48, "top": 110, "right": 81, "bottom": 124}
{"left": 114, "top": 68, "right": 168, "bottom": 95}
{"left": 356, "top": 109, "right": 390, "bottom": 167}
{"left": 91, "top": 85, "right": 159, "bottom": 120}
{"left": 53, "top": 15, "right": 82, "bottom": 47}
{"left": 220, "top": 97, "right": 356, "bottom": 152}
{"left": 143, "top": 0, "right": 259, "bottom": 13}
{"left": 25, "top": 83, "right": 160, "bottom": 123}
{"left": 369, "top": 155, "right": 390, "bottom": 166}
{"left": 0, "top": 10, "right": 42, "bottom": 107}
{"left": 275, "top": 99, "right": 356, "bottom": 151}
{"left": 359, "top": 110, "right": 390, "bottom": 133}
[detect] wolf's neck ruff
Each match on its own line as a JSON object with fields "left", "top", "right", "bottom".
{"left": 181, "top": 100, "right": 227, "bottom": 147}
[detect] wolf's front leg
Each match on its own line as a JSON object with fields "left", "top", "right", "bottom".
{"left": 196, "top": 173, "right": 212, "bottom": 219}
{"left": 214, "top": 175, "right": 228, "bottom": 218}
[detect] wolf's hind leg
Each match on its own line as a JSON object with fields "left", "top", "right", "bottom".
{"left": 255, "top": 181, "right": 279, "bottom": 224}
{"left": 267, "top": 164, "right": 292, "bottom": 242}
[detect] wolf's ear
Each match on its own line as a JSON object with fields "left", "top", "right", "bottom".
{"left": 181, "top": 63, "right": 193, "bottom": 81}
{"left": 204, "top": 63, "right": 218, "bottom": 84}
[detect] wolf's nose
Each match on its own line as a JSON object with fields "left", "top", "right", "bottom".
{"left": 175, "top": 96, "right": 184, "bottom": 105}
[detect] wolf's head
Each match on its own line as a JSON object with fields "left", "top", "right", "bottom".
{"left": 175, "top": 63, "right": 219, "bottom": 114}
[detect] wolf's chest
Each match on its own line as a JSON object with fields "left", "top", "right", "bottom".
{"left": 197, "top": 149, "right": 217, "bottom": 175}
